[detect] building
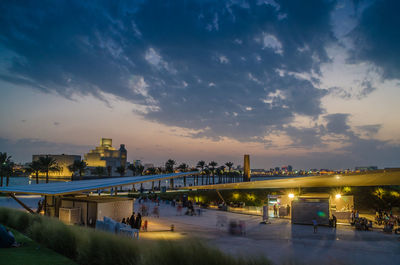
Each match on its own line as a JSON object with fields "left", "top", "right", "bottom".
{"left": 143, "top": 163, "right": 155, "bottom": 170}
{"left": 355, "top": 166, "right": 378, "bottom": 171}
{"left": 84, "top": 138, "right": 127, "bottom": 175}
{"left": 32, "top": 154, "right": 81, "bottom": 179}
{"left": 132, "top": 160, "right": 142, "bottom": 167}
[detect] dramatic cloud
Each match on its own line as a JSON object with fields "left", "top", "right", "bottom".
{"left": 0, "top": 0, "right": 336, "bottom": 141}
{"left": 324, "top": 113, "right": 351, "bottom": 135}
{"left": 1, "top": 0, "right": 399, "bottom": 168}
{"left": 349, "top": 0, "right": 400, "bottom": 80}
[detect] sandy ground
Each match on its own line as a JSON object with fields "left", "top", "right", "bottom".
{"left": 1, "top": 196, "right": 399, "bottom": 265}
{"left": 135, "top": 200, "right": 400, "bottom": 265}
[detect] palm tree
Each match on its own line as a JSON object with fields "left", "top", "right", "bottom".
{"left": 68, "top": 160, "right": 87, "bottom": 180}
{"left": 177, "top": 163, "right": 189, "bottom": 172}
{"left": 165, "top": 159, "right": 176, "bottom": 173}
{"left": 217, "top": 165, "right": 225, "bottom": 183}
{"left": 196, "top": 160, "right": 206, "bottom": 185}
{"left": 204, "top": 168, "right": 211, "bottom": 185}
{"left": 225, "top": 162, "right": 234, "bottom": 183}
{"left": 208, "top": 161, "right": 218, "bottom": 185}
{"left": 115, "top": 166, "right": 126, "bottom": 177}
{"left": 4, "top": 161, "right": 14, "bottom": 187}
{"left": 128, "top": 164, "right": 137, "bottom": 176}
{"left": 0, "top": 152, "right": 11, "bottom": 187}
{"left": 26, "top": 160, "right": 42, "bottom": 184}
{"left": 38, "top": 156, "right": 60, "bottom": 183}
{"left": 225, "top": 162, "right": 234, "bottom": 172}
{"left": 93, "top": 167, "right": 105, "bottom": 177}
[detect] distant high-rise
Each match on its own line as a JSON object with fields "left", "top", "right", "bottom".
{"left": 119, "top": 144, "right": 127, "bottom": 168}
{"left": 243, "top": 154, "right": 250, "bottom": 182}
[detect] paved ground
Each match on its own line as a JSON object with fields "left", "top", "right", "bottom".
{"left": 135, "top": 200, "right": 400, "bottom": 265}
{"left": 1, "top": 196, "right": 399, "bottom": 265}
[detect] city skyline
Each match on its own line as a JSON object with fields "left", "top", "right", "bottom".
{"left": 1, "top": 0, "right": 400, "bottom": 169}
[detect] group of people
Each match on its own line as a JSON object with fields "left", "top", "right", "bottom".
{"left": 354, "top": 217, "right": 373, "bottom": 231}
{"left": 272, "top": 203, "right": 291, "bottom": 217}
{"left": 376, "top": 211, "right": 400, "bottom": 233}
{"left": 228, "top": 220, "right": 246, "bottom": 235}
{"left": 121, "top": 212, "right": 143, "bottom": 238}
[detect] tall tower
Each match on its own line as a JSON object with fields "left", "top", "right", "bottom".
{"left": 243, "top": 154, "right": 250, "bottom": 182}
{"left": 119, "top": 144, "right": 127, "bottom": 168}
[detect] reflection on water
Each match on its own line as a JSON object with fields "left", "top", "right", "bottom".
{"left": 5, "top": 176, "right": 65, "bottom": 186}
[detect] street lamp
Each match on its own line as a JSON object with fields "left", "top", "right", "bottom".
{"left": 335, "top": 194, "right": 341, "bottom": 199}
{"left": 288, "top": 193, "right": 294, "bottom": 198}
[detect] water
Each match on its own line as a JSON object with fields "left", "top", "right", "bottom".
{"left": 2, "top": 176, "right": 63, "bottom": 186}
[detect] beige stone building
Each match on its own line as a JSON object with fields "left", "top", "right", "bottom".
{"left": 32, "top": 154, "right": 81, "bottom": 179}
{"left": 84, "top": 138, "right": 127, "bottom": 175}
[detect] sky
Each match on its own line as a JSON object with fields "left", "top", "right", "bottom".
{"left": 0, "top": 0, "right": 400, "bottom": 170}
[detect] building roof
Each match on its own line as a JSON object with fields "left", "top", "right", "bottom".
{"left": 185, "top": 169, "right": 400, "bottom": 190}
{"left": 60, "top": 196, "right": 133, "bottom": 203}
{"left": 0, "top": 172, "right": 199, "bottom": 196}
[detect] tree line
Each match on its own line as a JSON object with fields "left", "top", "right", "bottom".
{"left": 1, "top": 152, "right": 62, "bottom": 186}
{"left": 1, "top": 151, "right": 242, "bottom": 186}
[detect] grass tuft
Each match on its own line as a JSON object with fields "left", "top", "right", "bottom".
{"left": 0, "top": 207, "right": 270, "bottom": 265}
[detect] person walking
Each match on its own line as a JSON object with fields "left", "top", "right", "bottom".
{"left": 153, "top": 205, "right": 159, "bottom": 218}
{"left": 143, "top": 220, "right": 148, "bottom": 232}
{"left": 312, "top": 218, "right": 318, "bottom": 233}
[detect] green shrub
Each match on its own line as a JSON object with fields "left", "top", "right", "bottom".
{"left": 142, "top": 240, "right": 268, "bottom": 265}
{"left": 14, "top": 210, "right": 31, "bottom": 233}
{"left": 77, "top": 229, "right": 139, "bottom": 265}
{"left": 0, "top": 207, "right": 270, "bottom": 265}
{"left": 28, "top": 218, "right": 78, "bottom": 259}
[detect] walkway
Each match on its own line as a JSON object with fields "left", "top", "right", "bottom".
{"left": 135, "top": 200, "right": 400, "bottom": 265}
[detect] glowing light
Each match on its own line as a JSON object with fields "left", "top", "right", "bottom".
{"left": 288, "top": 193, "right": 294, "bottom": 198}
{"left": 343, "top": 186, "right": 351, "bottom": 193}
{"left": 335, "top": 194, "right": 341, "bottom": 199}
{"left": 317, "top": 211, "right": 326, "bottom": 217}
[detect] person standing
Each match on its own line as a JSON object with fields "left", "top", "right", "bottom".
{"left": 350, "top": 210, "right": 355, "bottom": 224}
{"left": 332, "top": 214, "right": 337, "bottom": 228}
{"left": 286, "top": 204, "right": 291, "bottom": 217}
{"left": 312, "top": 218, "right": 318, "bottom": 233}
{"left": 129, "top": 212, "right": 135, "bottom": 229}
{"left": 273, "top": 204, "right": 278, "bottom": 217}
{"left": 134, "top": 213, "right": 142, "bottom": 238}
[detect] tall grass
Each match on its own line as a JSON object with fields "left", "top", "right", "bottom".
{"left": 0, "top": 207, "right": 270, "bottom": 265}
